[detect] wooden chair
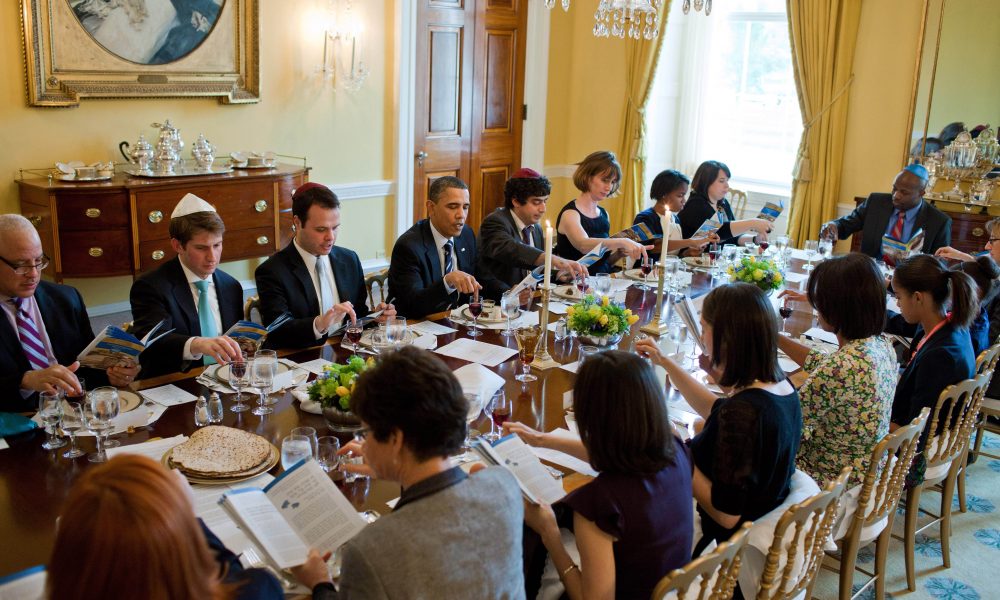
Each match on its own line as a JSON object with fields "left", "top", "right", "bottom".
{"left": 821, "top": 408, "right": 930, "bottom": 600}
{"left": 364, "top": 268, "right": 389, "bottom": 309}
{"left": 729, "top": 189, "right": 749, "bottom": 219}
{"left": 969, "top": 342, "right": 1000, "bottom": 465}
{"left": 896, "top": 372, "right": 991, "bottom": 591}
{"left": 651, "top": 522, "right": 752, "bottom": 600}
{"left": 755, "top": 467, "right": 851, "bottom": 600}
{"left": 243, "top": 295, "right": 261, "bottom": 322}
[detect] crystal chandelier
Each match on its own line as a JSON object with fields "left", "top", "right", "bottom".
{"left": 544, "top": 1, "right": 665, "bottom": 40}
{"left": 681, "top": 0, "right": 713, "bottom": 15}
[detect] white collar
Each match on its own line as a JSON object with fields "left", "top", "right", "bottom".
{"left": 509, "top": 210, "right": 532, "bottom": 234}
{"left": 292, "top": 237, "right": 326, "bottom": 269}
{"left": 178, "top": 259, "right": 212, "bottom": 286}
{"left": 429, "top": 221, "right": 454, "bottom": 250}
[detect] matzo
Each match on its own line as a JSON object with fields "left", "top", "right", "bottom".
{"left": 170, "top": 426, "right": 271, "bottom": 474}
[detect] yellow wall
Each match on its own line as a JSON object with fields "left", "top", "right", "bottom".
{"left": 0, "top": 1, "right": 395, "bottom": 307}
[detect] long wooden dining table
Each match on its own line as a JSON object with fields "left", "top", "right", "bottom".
{"left": 0, "top": 255, "right": 821, "bottom": 578}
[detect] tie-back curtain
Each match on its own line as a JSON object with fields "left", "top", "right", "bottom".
{"left": 785, "top": 0, "right": 861, "bottom": 247}
{"left": 611, "top": 2, "right": 671, "bottom": 233}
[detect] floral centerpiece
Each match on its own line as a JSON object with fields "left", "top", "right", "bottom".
{"left": 727, "top": 255, "right": 784, "bottom": 293}
{"left": 566, "top": 295, "right": 639, "bottom": 346}
{"left": 307, "top": 355, "right": 375, "bottom": 432}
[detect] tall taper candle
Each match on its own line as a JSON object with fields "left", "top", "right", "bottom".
{"left": 544, "top": 220, "right": 553, "bottom": 289}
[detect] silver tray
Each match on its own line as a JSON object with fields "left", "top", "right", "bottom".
{"left": 55, "top": 173, "right": 113, "bottom": 182}
{"left": 124, "top": 164, "right": 233, "bottom": 178}
{"left": 231, "top": 163, "right": 277, "bottom": 170}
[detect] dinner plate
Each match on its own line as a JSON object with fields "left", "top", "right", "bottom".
{"left": 214, "top": 361, "right": 292, "bottom": 383}
{"left": 461, "top": 306, "right": 517, "bottom": 323}
{"left": 623, "top": 268, "right": 654, "bottom": 282}
{"left": 682, "top": 256, "right": 712, "bottom": 269}
{"left": 118, "top": 390, "right": 142, "bottom": 413}
{"left": 163, "top": 443, "right": 279, "bottom": 485}
{"left": 552, "top": 285, "right": 589, "bottom": 301}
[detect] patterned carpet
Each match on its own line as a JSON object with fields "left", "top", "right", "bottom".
{"left": 809, "top": 431, "right": 1000, "bottom": 600}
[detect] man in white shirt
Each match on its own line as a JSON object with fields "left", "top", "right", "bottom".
{"left": 255, "top": 183, "right": 396, "bottom": 349}
{"left": 129, "top": 194, "right": 244, "bottom": 379}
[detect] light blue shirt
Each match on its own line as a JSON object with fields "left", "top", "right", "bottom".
{"left": 883, "top": 200, "right": 922, "bottom": 242}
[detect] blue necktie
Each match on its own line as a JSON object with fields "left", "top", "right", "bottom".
{"left": 316, "top": 256, "right": 334, "bottom": 314}
{"left": 443, "top": 240, "right": 454, "bottom": 275}
{"left": 194, "top": 279, "right": 218, "bottom": 365}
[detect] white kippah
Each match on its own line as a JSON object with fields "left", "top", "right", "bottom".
{"left": 170, "top": 193, "right": 217, "bottom": 219}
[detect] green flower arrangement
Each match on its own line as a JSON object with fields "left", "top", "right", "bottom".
{"left": 307, "top": 355, "right": 375, "bottom": 411}
{"left": 727, "top": 255, "right": 784, "bottom": 292}
{"left": 565, "top": 294, "right": 639, "bottom": 337}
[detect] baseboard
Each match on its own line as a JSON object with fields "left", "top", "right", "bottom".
{"left": 86, "top": 300, "right": 132, "bottom": 318}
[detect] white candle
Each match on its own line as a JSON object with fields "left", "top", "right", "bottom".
{"left": 662, "top": 210, "right": 672, "bottom": 245}
{"left": 544, "top": 220, "right": 553, "bottom": 289}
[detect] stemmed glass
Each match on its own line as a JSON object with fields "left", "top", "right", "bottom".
{"left": 485, "top": 389, "right": 510, "bottom": 442}
{"left": 817, "top": 238, "right": 833, "bottom": 262}
{"left": 385, "top": 317, "right": 408, "bottom": 348}
{"left": 251, "top": 350, "right": 276, "bottom": 416}
{"left": 723, "top": 245, "right": 739, "bottom": 270}
{"left": 500, "top": 292, "right": 519, "bottom": 337}
{"left": 774, "top": 236, "right": 790, "bottom": 267}
{"left": 85, "top": 390, "right": 116, "bottom": 463}
{"left": 344, "top": 318, "right": 364, "bottom": 354}
{"left": 61, "top": 401, "right": 86, "bottom": 459}
{"left": 779, "top": 299, "right": 794, "bottom": 337}
{"left": 575, "top": 273, "right": 590, "bottom": 296}
{"left": 514, "top": 326, "right": 540, "bottom": 383}
{"left": 38, "top": 391, "right": 65, "bottom": 450}
{"left": 467, "top": 289, "right": 483, "bottom": 337}
{"left": 228, "top": 352, "right": 250, "bottom": 412}
{"left": 663, "top": 260, "right": 679, "bottom": 298}
{"left": 461, "top": 392, "right": 486, "bottom": 455}
{"left": 707, "top": 243, "right": 721, "bottom": 277}
{"left": 317, "top": 436, "right": 341, "bottom": 473}
{"left": 803, "top": 240, "right": 819, "bottom": 271}
{"left": 639, "top": 256, "right": 653, "bottom": 290}
{"left": 669, "top": 322, "right": 688, "bottom": 363}
{"left": 91, "top": 387, "right": 120, "bottom": 449}
{"left": 594, "top": 273, "right": 612, "bottom": 297}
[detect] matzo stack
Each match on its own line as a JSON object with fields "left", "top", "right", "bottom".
{"left": 170, "top": 426, "right": 271, "bottom": 475}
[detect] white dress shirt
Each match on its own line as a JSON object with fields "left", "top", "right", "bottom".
{"left": 510, "top": 212, "right": 534, "bottom": 246}
{"left": 293, "top": 239, "right": 343, "bottom": 338}
{"left": 2, "top": 293, "right": 57, "bottom": 397}
{"left": 429, "top": 221, "right": 458, "bottom": 294}
{"left": 178, "top": 260, "right": 224, "bottom": 360}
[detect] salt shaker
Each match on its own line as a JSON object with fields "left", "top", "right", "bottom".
{"left": 194, "top": 395, "right": 210, "bottom": 427}
{"left": 553, "top": 317, "right": 568, "bottom": 342}
{"left": 208, "top": 392, "right": 223, "bottom": 423}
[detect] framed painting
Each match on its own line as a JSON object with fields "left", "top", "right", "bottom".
{"left": 20, "top": 0, "right": 259, "bottom": 107}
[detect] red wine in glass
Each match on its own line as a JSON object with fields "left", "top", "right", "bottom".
{"left": 640, "top": 262, "right": 653, "bottom": 276}
{"left": 758, "top": 241, "right": 770, "bottom": 252}
{"left": 230, "top": 360, "right": 247, "bottom": 379}
{"left": 492, "top": 407, "right": 511, "bottom": 428}
{"left": 468, "top": 301, "right": 483, "bottom": 318}
{"left": 779, "top": 306, "right": 793, "bottom": 319}
{"left": 708, "top": 248, "right": 720, "bottom": 264}
{"left": 345, "top": 327, "right": 363, "bottom": 346}
{"left": 576, "top": 277, "right": 589, "bottom": 294}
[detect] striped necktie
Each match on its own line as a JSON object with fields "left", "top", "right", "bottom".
{"left": 11, "top": 298, "right": 49, "bottom": 371}
{"left": 521, "top": 226, "right": 532, "bottom": 245}
{"left": 194, "top": 280, "right": 218, "bottom": 365}
{"left": 883, "top": 210, "right": 907, "bottom": 266}
{"left": 443, "top": 240, "right": 454, "bottom": 275}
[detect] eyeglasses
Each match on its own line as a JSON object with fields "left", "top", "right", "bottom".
{"left": 353, "top": 426, "right": 371, "bottom": 443}
{"left": 0, "top": 255, "right": 49, "bottom": 276}
{"left": 988, "top": 238, "right": 1000, "bottom": 245}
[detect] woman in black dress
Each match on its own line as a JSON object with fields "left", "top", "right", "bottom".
{"left": 677, "top": 160, "right": 774, "bottom": 247}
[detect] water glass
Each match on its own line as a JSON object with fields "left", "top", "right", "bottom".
{"left": 292, "top": 426, "right": 319, "bottom": 459}
{"left": 500, "top": 292, "right": 520, "bottom": 337}
{"left": 461, "top": 392, "right": 486, "bottom": 455}
{"left": 61, "top": 401, "right": 86, "bottom": 458}
{"left": 317, "top": 436, "right": 341, "bottom": 473}
{"left": 251, "top": 351, "right": 277, "bottom": 416}
{"left": 803, "top": 240, "right": 819, "bottom": 271}
{"left": 85, "top": 391, "right": 116, "bottom": 463}
{"left": 578, "top": 345, "right": 600, "bottom": 363}
{"left": 594, "top": 273, "right": 612, "bottom": 296}
{"left": 281, "top": 434, "right": 312, "bottom": 471}
{"left": 91, "top": 386, "right": 121, "bottom": 449}
{"left": 817, "top": 238, "right": 833, "bottom": 261}
{"left": 774, "top": 236, "right": 790, "bottom": 264}
{"left": 669, "top": 322, "right": 688, "bottom": 359}
{"left": 228, "top": 353, "right": 250, "bottom": 413}
{"left": 385, "top": 317, "right": 408, "bottom": 347}
{"left": 38, "top": 391, "right": 66, "bottom": 450}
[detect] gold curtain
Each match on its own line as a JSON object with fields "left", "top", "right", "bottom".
{"left": 609, "top": 3, "right": 670, "bottom": 232}
{"left": 785, "top": 0, "right": 862, "bottom": 246}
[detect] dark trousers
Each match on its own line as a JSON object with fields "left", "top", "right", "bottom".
{"left": 522, "top": 503, "right": 574, "bottom": 599}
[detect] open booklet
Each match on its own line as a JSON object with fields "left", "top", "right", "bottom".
{"left": 0, "top": 565, "right": 45, "bottom": 600}
{"left": 612, "top": 222, "right": 662, "bottom": 252}
{"left": 219, "top": 458, "right": 366, "bottom": 570}
{"left": 473, "top": 433, "right": 567, "bottom": 505}
{"left": 881, "top": 228, "right": 924, "bottom": 264}
{"left": 696, "top": 214, "right": 723, "bottom": 237}
{"left": 674, "top": 296, "right": 707, "bottom": 353}
{"left": 225, "top": 312, "right": 292, "bottom": 355}
{"left": 756, "top": 200, "right": 784, "bottom": 223}
{"left": 76, "top": 319, "right": 172, "bottom": 370}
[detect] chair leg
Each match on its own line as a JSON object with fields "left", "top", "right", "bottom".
{"left": 875, "top": 520, "right": 893, "bottom": 600}
{"left": 957, "top": 458, "right": 967, "bottom": 514}
{"left": 904, "top": 487, "right": 920, "bottom": 592}
{"left": 940, "top": 473, "right": 957, "bottom": 569}
{"left": 838, "top": 538, "right": 858, "bottom": 600}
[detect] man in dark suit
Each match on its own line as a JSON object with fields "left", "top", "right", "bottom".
{"left": 255, "top": 183, "right": 396, "bottom": 350}
{"left": 389, "top": 177, "right": 502, "bottom": 318}
{"left": 129, "top": 195, "right": 244, "bottom": 379}
{"left": 477, "top": 168, "right": 587, "bottom": 295}
{"left": 821, "top": 164, "right": 951, "bottom": 259}
{"left": 0, "top": 215, "right": 137, "bottom": 410}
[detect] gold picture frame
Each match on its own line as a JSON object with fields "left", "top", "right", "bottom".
{"left": 20, "top": 0, "right": 259, "bottom": 107}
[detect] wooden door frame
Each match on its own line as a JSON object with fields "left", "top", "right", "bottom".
{"left": 392, "top": 0, "right": 549, "bottom": 239}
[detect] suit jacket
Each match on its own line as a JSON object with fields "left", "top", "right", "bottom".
{"left": 677, "top": 192, "right": 739, "bottom": 245}
{"left": 388, "top": 220, "right": 501, "bottom": 317}
{"left": 832, "top": 194, "right": 951, "bottom": 258}
{"left": 254, "top": 243, "right": 369, "bottom": 350}
{"left": 0, "top": 281, "right": 108, "bottom": 411}
{"left": 129, "top": 257, "right": 244, "bottom": 379}
{"left": 891, "top": 321, "right": 974, "bottom": 427}
{"left": 476, "top": 207, "right": 544, "bottom": 295}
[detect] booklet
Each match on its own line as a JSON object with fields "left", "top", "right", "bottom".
{"left": 611, "top": 223, "right": 663, "bottom": 252}
{"left": 674, "top": 296, "right": 707, "bottom": 353}
{"left": 579, "top": 243, "right": 609, "bottom": 269}
{"left": 219, "top": 459, "right": 366, "bottom": 570}
{"left": 473, "top": 434, "right": 566, "bottom": 505}
{"left": 76, "top": 320, "right": 172, "bottom": 370}
{"left": 756, "top": 200, "right": 784, "bottom": 223}
{"left": 695, "top": 214, "right": 723, "bottom": 237}
{"left": 0, "top": 565, "right": 45, "bottom": 600}
{"left": 881, "top": 228, "right": 924, "bottom": 263}
{"left": 225, "top": 313, "right": 292, "bottom": 355}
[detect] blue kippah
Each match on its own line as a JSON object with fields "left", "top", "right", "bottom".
{"left": 904, "top": 163, "right": 929, "bottom": 180}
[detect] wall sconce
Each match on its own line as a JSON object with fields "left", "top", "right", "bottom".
{"left": 319, "top": 0, "right": 369, "bottom": 92}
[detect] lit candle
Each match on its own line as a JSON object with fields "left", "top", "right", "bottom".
{"left": 662, "top": 209, "right": 672, "bottom": 253}
{"left": 544, "top": 220, "right": 553, "bottom": 289}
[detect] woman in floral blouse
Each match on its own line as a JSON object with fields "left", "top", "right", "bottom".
{"left": 777, "top": 253, "right": 897, "bottom": 486}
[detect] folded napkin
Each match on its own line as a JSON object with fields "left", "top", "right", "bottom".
{"left": 453, "top": 363, "right": 506, "bottom": 399}
{"left": 291, "top": 390, "right": 323, "bottom": 414}
{"left": 0, "top": 413, "right": 38, "bottom": 437}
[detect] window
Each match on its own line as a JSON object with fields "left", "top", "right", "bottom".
{"left": 645, "top": 0, "right": 801, "bottom": 196}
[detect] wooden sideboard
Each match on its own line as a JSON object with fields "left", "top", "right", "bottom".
{"left": 849, "top": 196, "right": 992, "bottom": 256}
{"left": 16, "top": 164, "right": 309, "bottom": 280}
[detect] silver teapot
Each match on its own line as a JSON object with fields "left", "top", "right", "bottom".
{"left": 151, "top": 120, "right": 181, "bottom": 174}
{"left": 191, "top": 133, "right": 215, "bottom": 171}
{"left": 118, "top": 133, "right": 154, "bottom": 173}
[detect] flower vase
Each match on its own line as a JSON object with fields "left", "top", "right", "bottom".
{"left": 322, "top": 404, "right": 363, "bottom": 433}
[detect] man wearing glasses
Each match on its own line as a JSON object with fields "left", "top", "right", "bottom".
{"left": 0, "top": 214, "right": 138, "bottom": 410}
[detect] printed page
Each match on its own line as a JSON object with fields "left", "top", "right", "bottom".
{"left": 479, "top": 434, "right": 566, "bottom": 505}
{"left": 221, "top": 489, "right": 309, "bottom": 570}
{"left": 409, "top": 320, "right": 459, "bottom": 336}
{"left": 434, "top": 338, "right": 518, "bottom": 367}
{"left": 105, "top": 435, "right": 188, "bottom": 461}
{"left": 0, "top": 566, "right": 45, "bottom": 600}
{"left": 263, "top": 460, "right": 366, "bottom": 555}
{"left": 139, "top": 384, "right": 198, "bottom": 407}
{"left": 191, "top": 473, "right": 274, "bottom": 554}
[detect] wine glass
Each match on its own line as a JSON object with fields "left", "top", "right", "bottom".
{"left": 38, "top": 391, "right": 66, "bottom": 450}
{"left": 92, "top": 386, "right": 121, "bottom": 449}
{"left": 485, "top": 389, "right": 510, "bottom": 442}
{"left": 281, "top": 434, "right": 312, "bottom": 471}
{"left": 803, "top": 240, "right": 819, "bottom": 271}
{"left": 500, "top": 292, "right": 519, "bottom": 337}
{"left": 774, "top": 236, "right": 790, "bottom": 266}
{"left": 385, "top": 317, "right": 408, "bottom": 347}
{"left": 638, "top": 257, "right": 653, "bottom": 291}
{"left": 722, "top": 245, "right": 739, "bottom": 270}
{"left": 292, "top": 426, "right": 319, "bottom": 460}
{"left": 514, "top": 326, "right": 540, "bottom": 383}
{"left": 467, "top": 289, "right": 483, "bottom": 337}
{"left": 250, "top": 352, "right": 276, "bottom": 416}
{"left": 594, "top": 273, "right": 613, "bottom": 297}
{"left": 575, "top": 273, "right": 590, "bottom": 296}
{"left": 344, "top": 319, "right": 364, "bottom": 353}
{"left": 61, "top": 401, "right": 86, "bottom": 459}
{"left": 85, "top": 392, "right": 116, "bottom": 463}
{"left": 663, "top": 260, "right": 679, "bottom": 297}
{"left": 707, "top": 243, "right": 721, "bottom": 275}
{"left": 669, "top": 322, "right": 688, "bottom": 361}
{"left": 317, "top": 436, "right": 341, "bottom": 473}
{"left": 578, "top": 345, "right": 599, "bottom": 363}
{"left": 779, "top": 299, "right": 794, "bottom": 337}
{"left": 461, "top": 392, "right": 486, "bottom": 454}
{"left": 817, "top": 238, "right": 833, "bottom": 262}
{"left": 228, "top": 352, "right": 250, "bottom": 412}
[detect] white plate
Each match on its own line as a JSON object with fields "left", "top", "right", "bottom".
{"left": 462, "top": 306, "right": 516, "bottom": 323}
{"left": 682, "top": 256, "right": 712, "bottom": 268}
{"left": 553, "top": 285, "right": 589, "bottom": 301}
